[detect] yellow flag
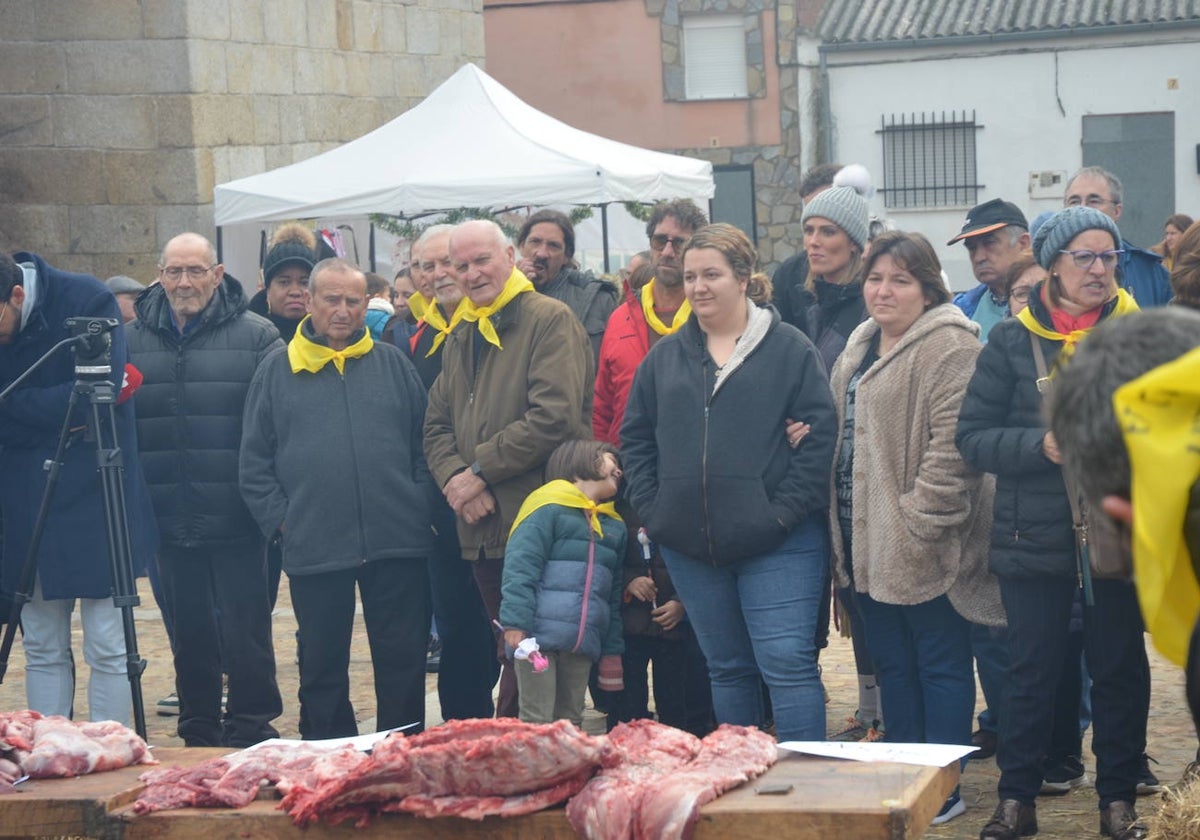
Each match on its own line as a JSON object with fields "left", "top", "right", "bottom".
{"left": 1114, "top": 345, "right": 1200, "bottom": 666}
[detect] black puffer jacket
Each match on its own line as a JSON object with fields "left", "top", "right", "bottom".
{"left": 956, "top": 289, "right": 1123, "bottom": 579}
{"left": 128, "top": 277, "right": 282, "bottom": 548}
{"left": 790, "top": 278, "right": 868, "bottom": 374}
{"left": 621, "top": 306, "right": 836, "bottom": 566}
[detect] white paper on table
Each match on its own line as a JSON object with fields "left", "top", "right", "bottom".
{"left": 777, "top": 741, "right": 977, "bottom": 768}
{"left": 242, "top": 722, "right": 421, "bottom": 753}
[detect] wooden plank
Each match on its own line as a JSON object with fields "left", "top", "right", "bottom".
{"left": 0, "top": 747, "right": 227, "bottom": 839}
{"left": 110, "top": 752, "right": 958, "bottom": 840}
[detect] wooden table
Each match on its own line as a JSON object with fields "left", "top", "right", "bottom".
{"left": 0, "top": 749, "right": 958, "bottom": 839}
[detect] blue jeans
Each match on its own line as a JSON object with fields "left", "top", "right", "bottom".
{"left": 661, "top": 516, "right": 827, "bottom": 742}
{"left": 857, "top": 592, "right": 974, "bottom": 749}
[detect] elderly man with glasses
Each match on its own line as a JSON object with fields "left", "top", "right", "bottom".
{"left": 1064, "top": 166, "right": 1172, "bottom": 307}
{"left": 126, "top": 232, "right": 284, "bottom": 747}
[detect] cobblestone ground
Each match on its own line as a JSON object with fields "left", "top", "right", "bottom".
{"left": 0, "top": 577, "right": 1193, "bottom": 839}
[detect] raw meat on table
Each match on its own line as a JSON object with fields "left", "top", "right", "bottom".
{"left": 633, "top": 724, "right": 778, "bottom": 840}
{"left": 22, "top": 716, "right": 155, "bottom": 779}
{"left": 135, "top": 743, "right": 363, "bottom": 814}
{"left": 566, "top": 719, "right": 702, "bottom": 840}
{"left": 283, "top": 718, "right": 612, "bottom": 826}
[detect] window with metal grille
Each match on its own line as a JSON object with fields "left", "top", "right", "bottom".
{"left": 878, "top": 111, "right": 982, "bottom": 209}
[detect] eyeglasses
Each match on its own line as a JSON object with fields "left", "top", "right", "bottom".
{"left": 159, "top": 265, "right": 215, "bottom": 280}
{"left": 1009, "top": 287, "right": 1033, "bottom": 303}
{"left": 650, "top": 234, "right": 689, "bottom": 253}
{"left": 1065, "top": 196, "right": 1120, "bottom": 209}
{"left": 1058, "top": 249, "right": 1124, "bottom": 269}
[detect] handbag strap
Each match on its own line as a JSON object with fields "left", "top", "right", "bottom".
{"left": 1028, "top": 330, "right": 1093, "bottom": 599}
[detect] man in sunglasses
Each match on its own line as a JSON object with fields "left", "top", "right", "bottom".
{"left": 1064, "top": 167, "right": 1172, "bottom": 307}
{"left": 127, "top": 233, "right": 283, "bottom": 747}
{"left": 593, "top": 199, "right": 708, "bottom": 447}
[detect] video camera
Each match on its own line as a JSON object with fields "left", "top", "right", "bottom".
{"left": 65, "top": 316, "right": 119, "bottom": 379}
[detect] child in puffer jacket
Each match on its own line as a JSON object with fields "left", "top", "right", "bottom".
{"left": 500, "top": 440, "right": 627, "bottom": 726}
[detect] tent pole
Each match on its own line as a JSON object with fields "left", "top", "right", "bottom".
{"left": 369, "top": 223, "right": 377, "bottom": 272}
{"left": 601, "top": 205, "right": 610, "bottom": 273}
{"left": 216, "top": 227, "right": 223, "bottom": 263}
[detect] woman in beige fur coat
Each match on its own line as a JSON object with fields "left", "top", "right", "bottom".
{"left": 829, "top": 231, "right": 1003, "bottom": 826}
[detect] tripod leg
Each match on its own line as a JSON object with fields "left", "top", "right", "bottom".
{"left": 89, "top": 396, "right": 147, "bottom": 739}
{"left": 0, "top": 386, "right": 82, "bottom": 686}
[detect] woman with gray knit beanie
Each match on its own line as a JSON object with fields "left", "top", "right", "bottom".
{"left": 957, "top": 205, "right": 1149, "bottom": 840}
{"left": 794, "top": 186, "right": 872, "bottom": 374}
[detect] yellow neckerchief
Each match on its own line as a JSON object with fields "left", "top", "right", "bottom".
{"left": 509, "top": 479, "right": 621, "bottom": 539}
{"left": 457, "top": 268, "right": 534, "bottom": 350}
{"left": 407, "top": 291, "right": 429, "bottom": 321}
{"left": 1015, "top": 287, "right": 1139, "bottom": 364}
{"left": 1113, "top": 345, "right": 1200, "bottom": 666}
{"left": 641, "top": 279, "right": 691, "bottom": 336}
{"left": 422, "top": 299, "right": 464, "bottom": 358}
{"left": 287, "top": 315, "right": 373, "bottom": 374}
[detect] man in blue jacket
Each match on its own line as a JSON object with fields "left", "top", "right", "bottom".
{"left": 0, "top": 250, "right": 157, "bottom": 726}
{"left": 1064, "top": 166, "right": 1172, "bottom": 307}
{"left": 948, "top": 198, "right": 1031, "bottom": 341}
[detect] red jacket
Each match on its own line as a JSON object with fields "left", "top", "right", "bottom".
{"left": 593, "top": 297, "right": 651, "bottom": 446}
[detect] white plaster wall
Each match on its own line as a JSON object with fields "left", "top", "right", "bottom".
{"left": 823, "top": 37, "right": 1200, "bottom": 292}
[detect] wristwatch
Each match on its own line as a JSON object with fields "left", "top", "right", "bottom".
{"left": 470, "top": 461, "right": 485, "bottom": 481}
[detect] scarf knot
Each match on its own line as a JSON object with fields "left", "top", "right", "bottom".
{"left": 458, "top": 268, "right": 534, "bottom": 350}
{"left": 510, "top": 479, "right": 621, "bottom": 539}
{"left": 1016, "top": 287, "right": 1139, "bottom": 366}
{"left": 422, "top": 300, "right": 464, "bottom": 357}
{"left": 641, "top": 280, "right": 691, "bottom": 336}
{"left": 287, "top": 316, "right": 373, "bottom": 374}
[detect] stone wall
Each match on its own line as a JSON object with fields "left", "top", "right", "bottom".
{"left": 0, "top": 0, "right": 484, "bottom": 283}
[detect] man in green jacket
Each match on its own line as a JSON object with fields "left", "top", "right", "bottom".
{"left": 424, "top": 219, "right": 594, "bottom": 718}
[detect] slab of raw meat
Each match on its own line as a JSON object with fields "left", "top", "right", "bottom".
{"left": 633, "top": 724, "right": 778, "bottom": 840}
{"left": 23, "top": 716, "right": 154, "bottom": 779}
{"left": 567, "top": 719, "right": 702, "bottom": 840}
{"left": 0, "top": 709, "right": 41, "bottom": 753}
{"left": 383, "top": 769, "right": 593, "bottom": 820}
{"left": 133, "top": 761, "right": 231, "bottom": 814}
{"left": 284, "top": 718, "right": 612, "bottom": 826}
{"left": 135, "top": 743, "right": 363, "bottom": 814}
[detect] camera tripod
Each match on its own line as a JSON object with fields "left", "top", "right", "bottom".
{"left": 0, "top": 319, "right": 147, "bottom": 738}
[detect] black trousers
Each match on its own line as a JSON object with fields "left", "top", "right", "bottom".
{"left": 997, "top": 575, "right": 1149, "bottom": 808}
{"left": 157, "top": 540, "right": 281, "bottom": 747}
{"left": 428, "top": 500, "right": 498, "bottom": 720}
{"left": 290, "top": 557, "right": 430, "bottom": 740}
{"left": 608, "top": 627, "right": 714, "bottom": 738}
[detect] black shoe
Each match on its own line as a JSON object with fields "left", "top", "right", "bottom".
{"left": 1039, "top": 754, "right": 1088, "bottom": 795}
{"left": 970, "top": 728, "right": 998, "bottom": 760}
{"left": 980, "top": 799, "right": 1037, "bottom": 839}
{"left": 1099, "top": 800, "right": 1147, "bottom": 840}
{"left": 1135, "top": 753, "right": 1162, "bottom": 795}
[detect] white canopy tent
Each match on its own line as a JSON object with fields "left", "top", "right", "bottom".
{"left": 213, "top": 63, "right": 714, "bottom": 228}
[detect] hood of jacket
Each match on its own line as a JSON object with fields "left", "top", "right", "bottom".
{"left": 135, "top": 274, "right": 250, "bottom": 338}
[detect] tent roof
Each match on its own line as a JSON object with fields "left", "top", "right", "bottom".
{"left": 213, "top": 64, "right": 714, "bottom": 226}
